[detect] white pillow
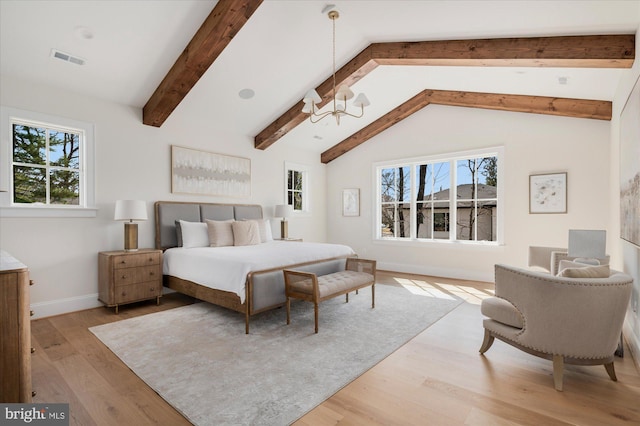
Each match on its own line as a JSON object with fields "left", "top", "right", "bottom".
{"left": 232, "top": 220, "right": 261, "bottom": 246}
{"left": 255, "top": 219, "right": 273, "bottom": 242}
{"left": 205, "top": 219, "right": 234, "bottom": 247}
{"left": 179, "top": 220, "right": 209, "bottom": 248}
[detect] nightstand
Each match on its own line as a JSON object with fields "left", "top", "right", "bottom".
{"left": 276, "top": 238, "right": 303, "bottom": 242}
{"left": 98, "top": 249, "right": 162, "bottom": 313}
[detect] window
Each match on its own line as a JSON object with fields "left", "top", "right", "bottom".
{"left": 376, "top": 147, "right": 502, "bottom": 244}
{"left": 1, "top": 106, "right": 96, "bottom": 217}
{"left": 12, "top": 123, "right": 81, "bottom": 205}
{"left": 284, "top": 162, "right": 309, "bottom": 213}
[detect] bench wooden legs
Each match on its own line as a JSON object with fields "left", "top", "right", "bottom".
{"left": 286, "top": 297, "right": 291, "bottom": 325}
{"left": 314, "top": 302, "right": 319, "bottom": 334}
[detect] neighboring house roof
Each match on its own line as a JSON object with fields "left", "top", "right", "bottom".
{"left": 424, "top": 183, "right": 497, "bottom": 201}
{"left": 389, "top": 184, "right": 497, "bottom": 209}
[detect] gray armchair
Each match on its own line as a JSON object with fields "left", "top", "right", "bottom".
{"left": 480, "top": 264, "right": 633, "bottom": 391}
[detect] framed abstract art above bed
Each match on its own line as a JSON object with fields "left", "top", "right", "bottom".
{"left": 620, "top": 75, "right": 640, "bottom": 248}
{"left": 171, "top": 145, "right": 251, "bottom": 197}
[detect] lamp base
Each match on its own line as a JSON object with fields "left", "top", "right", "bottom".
{"left": 280, "top": 220, "right": 288, "bottom": 239}
{"left": 124, "top": 223, "right": 139, "bottom": 251}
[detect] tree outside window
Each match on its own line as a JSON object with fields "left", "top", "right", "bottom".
{"left": 12, "top": 123, "right": 82, "bottom": 206}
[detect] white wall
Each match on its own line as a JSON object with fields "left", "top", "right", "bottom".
{"left": 326, "top": 104, "right": 611, "bottom": 283}
{"left": 0, "top": 74, "right": 327, "bottom": 318}
{"left": 611, "top": 25, "right": 640, "bottom": 367}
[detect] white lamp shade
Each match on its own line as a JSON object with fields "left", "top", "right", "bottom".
{"left": 114, "top": 200, "right": 148, "bottom": 221}
{"left": 335, "top": 84, "right": 354, "bottom": 100}
{"left": 301, "top": 102, "right": 313, "bottom": 113}
{"left": 568, "top": 229, "right": 606, "bottom": 258}
{"left": 353, "top": 93, "right": 370, "bottom": 107}
{"left": 303, "top": 89, "right": 322, "bottom": 104}
{"left": 274, "top": 204, "right": 293, "bottom": 219}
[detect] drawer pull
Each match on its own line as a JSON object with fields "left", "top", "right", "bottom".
{"left": 32, "top": 391, "right": 36, "bottom": 398}
{"left": 29, "top": 279, "right": 34, "bottom": 286}
{"left": 30, "top": 310, "right": 34, "bottom": 317}
{"left": 120, "top": 260, "right": 127, "bottom": 265}
{"left": 31, "top": 347, "right": 36, "bottom": 354}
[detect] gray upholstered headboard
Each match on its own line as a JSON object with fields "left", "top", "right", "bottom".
{"left": 154, "top": 201, "right": 263, "bottom": 250}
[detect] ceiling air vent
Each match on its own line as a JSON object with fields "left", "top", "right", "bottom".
{"left": 50, "top": 49, "right": 86, "bottom": 66}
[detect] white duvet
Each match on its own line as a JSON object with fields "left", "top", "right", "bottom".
{"left": 163, "top": 241, "right": 355, "bottom": 303}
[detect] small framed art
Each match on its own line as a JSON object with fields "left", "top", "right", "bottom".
{"left": 342, "top": 188, "right": 360, "bottom": 216}
{"left": 529, "top": 172, "right": 567, "bottom": 214}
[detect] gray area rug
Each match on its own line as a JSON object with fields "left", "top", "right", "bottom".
{"left": 90, "top": 284, "right": 462, "bottom": 425}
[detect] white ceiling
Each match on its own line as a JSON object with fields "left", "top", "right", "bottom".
{"left": 1, "top": 0, "right": 639, "bottom": 153}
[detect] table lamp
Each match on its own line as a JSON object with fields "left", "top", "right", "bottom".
{"left": 114, "top": 200, "right": 148, "bottom": 251}
{"left": 274, "top": 204, "right": 293, "bottom": 239}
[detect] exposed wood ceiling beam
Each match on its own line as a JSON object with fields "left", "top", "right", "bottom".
{"left": 255, "top": 34, "right": 634, "bottom": 150}
{"left": 143, "top": 0, "right": 263, "bottom": 127}
{"left": 320, "top": 90, "right": 613, "bottom": 164}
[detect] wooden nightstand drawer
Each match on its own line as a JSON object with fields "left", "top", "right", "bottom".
{"left": 115, "top": 282, "right": 161, "bottom": 304}
{"left": 98, "top": 249, "right": 163, "bottom": 313}
{"left": 112, "top": 252, "right": 160, "bottom": 269}
{"left": 114, "top": 265, "right": 161, "bottom": 287}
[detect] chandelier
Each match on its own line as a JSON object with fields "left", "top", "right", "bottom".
{"left": 302, "top": 9, "right": 370, "bottom": 125}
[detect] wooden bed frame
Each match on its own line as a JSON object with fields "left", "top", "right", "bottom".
{"left": 154, "top": 201, "right": 350, "bottom": 333}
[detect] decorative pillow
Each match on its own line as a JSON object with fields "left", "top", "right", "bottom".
{"left": 558, "top": 264, "right": 610, "bottom": 278}
{"left": 255, "top": 219, "right": 273, "bottom": 243}
{"left": 232, "top": 220, "right": 261, "bottom": 246}
{"left": 175, "top": 220, "right": 183, "bottom": 247}
{"left": 557, "top": 259, "right": 589, "bottom": 274}
{"left": 179, "top": 220, "right": 209, "bottom": 248}
{"left": 205, "top": 219, "right": 235, "bottom": 247}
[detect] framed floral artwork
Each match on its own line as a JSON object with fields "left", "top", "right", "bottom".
{"left": 529, "top": 172, "right": 567, "bottom": 214}
{"left": 342, "top": 188, "right": 360, "bottom": 216}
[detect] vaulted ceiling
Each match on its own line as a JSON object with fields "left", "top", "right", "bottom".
{"left": 1, "top": 1, "right": 638, "bottom": 162}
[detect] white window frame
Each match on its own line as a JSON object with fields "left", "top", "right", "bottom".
{"left": 284, "top": 161, "right": 310, "bottom": 215}
{"left": 374, "top": 146, "right": 504, "bottom": 245}
{"left": 0, "top": 106, "right": 96, "bottom": 218}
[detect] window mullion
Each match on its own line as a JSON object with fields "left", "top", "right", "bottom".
{"left": 410, "top": 164, "right": 416, "bottom": 239}
{"left": 45, "top": 129, "right": 50, "bottom": 205}
{"left": 450, "top": 160, "right": 457, "bottom": 241}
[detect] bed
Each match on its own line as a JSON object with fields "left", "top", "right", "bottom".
{"left": 154, "top": 201, "right": 356, "bottom": 333}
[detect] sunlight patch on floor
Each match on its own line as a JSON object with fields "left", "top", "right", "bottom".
{"left": 394, "top": 278, "right": 457, "bottom": 300}
{"left": 392, "top": 277, "right": 494, "bottom": 305}
{"left": 435, "top": 282, "right": 495, "bottom": 305}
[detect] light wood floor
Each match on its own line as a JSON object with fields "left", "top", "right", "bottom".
{"left": 30, "top": 271, "right": 640, "bottom": 425}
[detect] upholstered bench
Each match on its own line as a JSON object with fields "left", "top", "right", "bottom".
{"left": 283, "top": 258, "right": 376, "bottom": 333}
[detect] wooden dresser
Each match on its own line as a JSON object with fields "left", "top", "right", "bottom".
{"left": 98, "top": 249, "right": 162, "bottom": 313}
{"left": 0, "top": 251, "right": 33, "bottom": 403}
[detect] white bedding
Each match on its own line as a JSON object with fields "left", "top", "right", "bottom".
{"left": 163, "top": 241, "right": 356, "bottom": 303}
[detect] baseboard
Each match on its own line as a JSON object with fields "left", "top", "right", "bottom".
{"left": 623, "top": 318, "right": 640, "bottom": 373}
{"left": 377, "top": 261, "right": 494, "bottom": 283}
{"left": 30, "top": 293, "right": 103, "bottom": 319}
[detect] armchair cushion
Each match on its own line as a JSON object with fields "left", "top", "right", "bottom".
{"left": 558, "top": 263, "right": 610, "bottom": 278}
{"left": 481, "top": 297, "right": 524, "bottom": 329}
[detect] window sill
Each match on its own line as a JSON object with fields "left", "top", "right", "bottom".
{"left": 373, "top": 238, "right": 503, "bottom": 249}
{"left": 0, "top": 206, "right": 98, "bottom": 218}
